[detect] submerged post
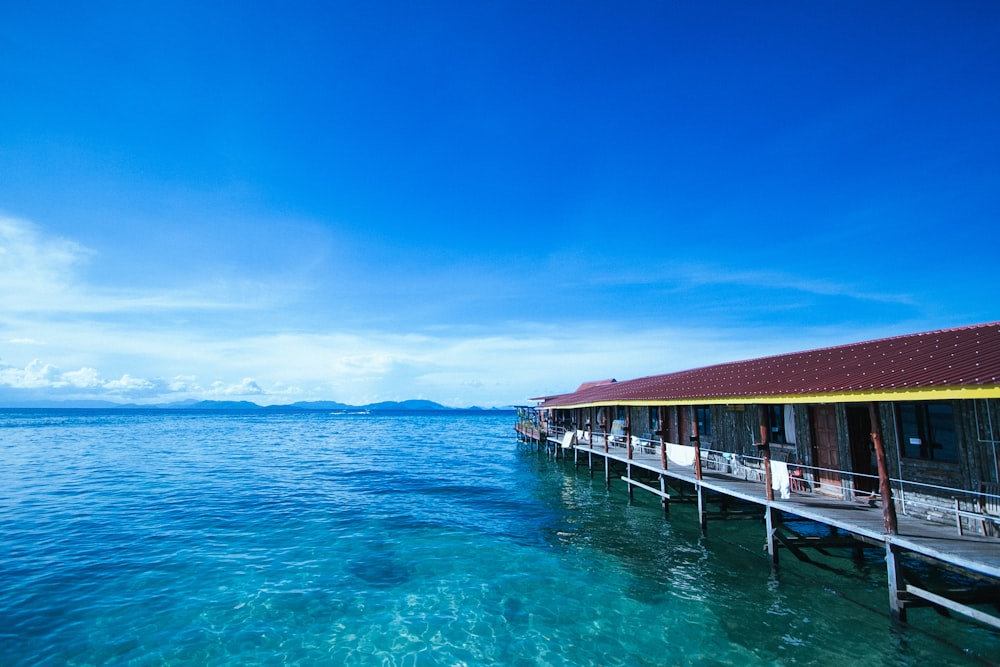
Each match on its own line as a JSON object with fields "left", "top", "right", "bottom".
{"left": 869, "top": 402, "right": 898, "bottom": 536}
{"left": 886, "top": 542, "right": 907, "bottom": 622}
{"left": 660, "top": 474, "right": 669, "bottom": 515}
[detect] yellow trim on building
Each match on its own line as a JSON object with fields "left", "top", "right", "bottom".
{"left": 543, "top": 385, "right": 1000, "bottom": 410}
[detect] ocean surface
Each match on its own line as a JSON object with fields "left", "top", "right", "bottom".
{"left": 1, "top": 409, "right": 996, "bottom": 666}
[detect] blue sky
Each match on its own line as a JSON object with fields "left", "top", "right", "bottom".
{"left": 1, "top": 1, "right": 998, "bottom": 407}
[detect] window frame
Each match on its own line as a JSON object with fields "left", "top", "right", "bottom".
{"left": 896, "top": 400, "right": 959, "bottom": 464}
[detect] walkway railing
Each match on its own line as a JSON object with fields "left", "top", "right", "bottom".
{"left": 541, "top": 426, "right": 999, "bottom": 537}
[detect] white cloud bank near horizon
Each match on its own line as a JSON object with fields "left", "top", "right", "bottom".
{"left": 0, "top": 215, "right": 981, "bottom": 407}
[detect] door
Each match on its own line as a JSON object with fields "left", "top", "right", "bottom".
{"left": 678, "top": 406, "right": 690, "bottom": 445}
{"left": 846, "top": 405, "right": 876, "bottom": 495}
{"left": 810, "top": 405, "right": 841, "bottom": 496}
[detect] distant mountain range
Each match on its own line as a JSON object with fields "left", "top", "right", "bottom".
{"left": 0, "top": 398, "right": 512, "bottom": 411}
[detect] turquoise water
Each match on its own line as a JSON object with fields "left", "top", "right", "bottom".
{"left": 0, "top": 410, "right": 996, "bottom": 666}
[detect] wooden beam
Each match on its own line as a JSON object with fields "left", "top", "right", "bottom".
{"left": 620, "top": 476, "right": 671, "bottom": 500}
{"left": 906, "top": 585, "right": 1000, "bottom": 630}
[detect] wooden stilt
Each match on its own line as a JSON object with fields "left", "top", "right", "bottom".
{"left": 886, "top": 542, "right": 907, "bottom": 623}
{"left": 627, "top": 463, "right": 634, "bottom": 501}
{"left": 660, "top": 474, "right": 669, "bottom": 515}
{"left": 690, "top": 406, "right": 702, "bottom": 481}
{"left": 658, "top": 406, "right": 667, "bottom": 470}
{"left": 697, "top": 484, "right": 707, "bottom": 535}
{"left": 626, "top": 409, "right": 633, "bottom": 460}
{"left": 765, "top": 505, "right": 779, "bottom": 565}
{"left": 869, "top": 402, "right": 898, "bottom": 536}
{"left": 759, "top": 406, "right": 774, "bottom": 502}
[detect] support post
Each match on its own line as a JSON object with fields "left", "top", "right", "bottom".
{"left": 690, "top": 406, "right": 702, "bottom": 481}
{"left": 690, "top": 405, "right": 706, "bottom": 533}
{"left": 660, "top": 474, "right": 669, "bottom": 515}
{"left": 760, "top": 405, "right": 774, "bottom": 502}
{"left": 697, "top": 484, "right": 707, "bottom": 535}
{"left": 886, "top": 542, "right": 907, "bottom": 622}
{"left": 658, "top": 406, "right": 667, "bottom": 470}
{"left": 869, "top": 402, "right": 898, "bottom": 535}
{"left": 758, "top": 405, "right": 778, "bottom": 563}
{"left": 627, "top": 463, "right": 634, "bottom": 501}
{"left": 765, "top": 504, "right": 779, "bottom": 565}
{"left": 602, "top": 409, "right": 608, "bottom": 453}
{"left": 626, "top": 409, "right": 633, "bottom": 460}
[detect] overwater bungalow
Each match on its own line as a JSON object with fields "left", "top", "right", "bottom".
{"left": 518, "top": 321, "right": 1000, "bottom": 629}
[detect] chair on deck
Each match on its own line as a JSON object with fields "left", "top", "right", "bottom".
{"left": 609, "top": 419, "right": 626, "bottom": 445}
{"left": 979, "top": 482, "right": 1000, "bottom": 537}
{"left": 786, "top": 456, "right": 806, "bottom": 492}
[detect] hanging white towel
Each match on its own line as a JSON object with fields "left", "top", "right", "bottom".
{"left": 561, "top": 431, "right": 577, "bottom": 448}
{"left": 666, "top": 443, "right": 696, "bottom": 467}
{"left": 770, "top": 460, "right": 791, "bottom": 499}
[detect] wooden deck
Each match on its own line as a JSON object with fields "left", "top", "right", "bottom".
{"left": 535, "top": 434, "right": 1000, "bottom": 630}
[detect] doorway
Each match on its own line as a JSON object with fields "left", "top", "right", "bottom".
{"left": 846, "top": 405, "right": 876, "bottom": 495}
{"left": 810, "top": 405, "right": 841, "bottom": 496}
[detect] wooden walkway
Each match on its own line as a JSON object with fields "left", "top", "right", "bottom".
{"left": 530, "top": 433, "right": 1000, "bottom": 631}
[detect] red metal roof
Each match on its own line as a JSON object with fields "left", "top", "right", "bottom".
{"left": 575, "top": 379, "right": 616, "bottom": 392}
{"left": 539, "top": 321, "right": 1000, "bottom": 407}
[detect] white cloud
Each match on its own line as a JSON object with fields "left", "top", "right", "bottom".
{"left": 0, "top": 215, "right": 274, "bottom": 316}
{"left": 168, "top": 375, "right": 199, "bottom": 392}
{"left": 8, "top": 337, "right": 45, "bottom": 345}
{"left": 1, "top": 359, "right": 63, "bottom": 388}
{"left": 0, "top": 359, "right": 158, "bottom": 398}
{"left": 0, "top": 316, "right": 907, "bottom": 407}
{"left": 0, "top": 214, "right": 931, "bottom": 408}
{"left": 556, "top": 255, "right": 915, "bottom": 307}
{"left": 0, "top": 216, "right": 91, "bottom": 312}
{"left": 104, "top": 374, "right": 156, "bottom": 392}
{"left": 208, "top": 378, "right": 264, "bottom": 396}
{"left": 62, "top": 367, "right": 102, "bottom": 388}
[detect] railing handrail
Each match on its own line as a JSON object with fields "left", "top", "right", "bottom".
{"left": 545, "top": 426, "right": 999, "bottom": 503}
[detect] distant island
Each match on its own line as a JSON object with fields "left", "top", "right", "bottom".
{"left": 0, "top": 398, "right": 514, "bottom": 411}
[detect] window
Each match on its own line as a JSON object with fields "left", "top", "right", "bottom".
{"left": 768, "top": 405, "right": 787, "bottom": 444}
{"left": 897, "top": 401, "right": 958, "bottom": 463}
{"left": 695, "top": 406, "right": 712, "bottom": 439}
